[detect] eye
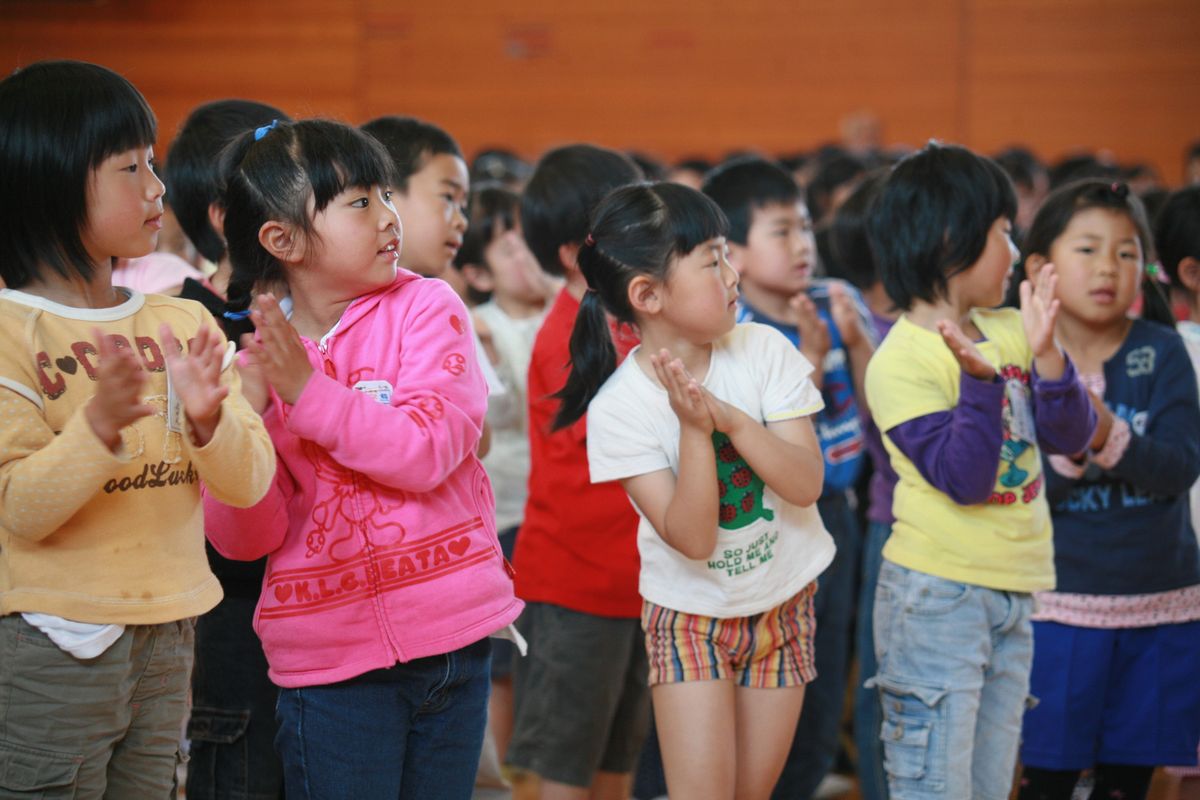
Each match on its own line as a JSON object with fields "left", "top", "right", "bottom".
{"left": 383, "top": 190, "right": 393, "bottom": 202}
{"left": 1120, "top": 251, "right": 1139, "bottom": 260}
{"left": 350, "top": 196, "right": 370, "bottom": 208}
{"left": 1075, "top": 247, "right": 1095, "bottom": 255}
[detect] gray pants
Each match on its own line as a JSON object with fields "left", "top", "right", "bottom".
{"left": 0, "top": 614, "right": 194, "bottom": 799}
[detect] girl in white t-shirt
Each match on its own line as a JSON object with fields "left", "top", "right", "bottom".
{"left": 553, "top": 182, "right": 833, "bottom": 800}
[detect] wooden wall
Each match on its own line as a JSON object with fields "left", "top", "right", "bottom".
{"left": 2, "top": 0, "right": 1198, "bottom": 182}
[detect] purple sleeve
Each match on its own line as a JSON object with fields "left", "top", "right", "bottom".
{"left": 886, "top": 373, "right": 1005, "bottom": 505}
{"left": 1031, "top": 356, "right": 1097, "bottom": 456}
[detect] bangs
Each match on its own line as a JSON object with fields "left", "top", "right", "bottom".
{"left": 661, "top": 182, "right": 729, "bottom": 255}
{"left": 300, "top": 121, "right": 395, "bottom": 212}
{"left": 86, "top": 78, "right": 157, "bottom": 164}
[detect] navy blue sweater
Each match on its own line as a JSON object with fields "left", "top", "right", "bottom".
{"left": 1046, "top": 319, "right": 1200, "bottom": 595}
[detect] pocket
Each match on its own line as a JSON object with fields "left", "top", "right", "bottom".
{"left": 0, "top": 741, "right": 82, "bottom": 797}
{"left": 186, "top": 707, "right": 251, "bottom": 745}
{"left": 869, "top": 674, "right": 948, "bottom": 786}
{"left": 906, "top": 572, "right": 973, "bottom": 616}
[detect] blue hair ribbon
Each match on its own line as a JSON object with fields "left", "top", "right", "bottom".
{"left": 254, "top": 119, "right": 279, "bottom": 141}
{"left": 223, "top": 309, "right": 252, "bottom": 321}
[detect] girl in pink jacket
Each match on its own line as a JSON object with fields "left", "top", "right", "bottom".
{"left": 203, "top": 119, "right": 522, "bottom": 799}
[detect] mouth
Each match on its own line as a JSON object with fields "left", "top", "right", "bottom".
{"left": 1090, "top": 288, "right": 1116, "bottom": 304}
{"left": 445, "top": 239, "right": 463, "bottom": 254}
{"left": 144, "top": 214, "right": 163, "bottom": 230}
{"left": 378, "top": 239, "right": 400, "bottom": 260}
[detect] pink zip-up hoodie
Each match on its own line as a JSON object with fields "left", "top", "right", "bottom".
{"left": 203, "top": 271, "right": 522, "bottom": 688}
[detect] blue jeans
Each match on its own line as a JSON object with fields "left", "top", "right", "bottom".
{"left": 772, "top": 491, "right": 860, "bottom": 800}
{"left": 870, "top": 561, "right": 1033, "bottom": 800}
{"left": 275, "top": 638, "right": 491, "bottom": 800}
{"left": 853, "top": 520, "right": 892, "bottom": 800}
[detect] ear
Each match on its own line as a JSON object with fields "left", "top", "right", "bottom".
{"left": 207, "top": 201, "right": 226, "bottom": 240}
{"left": 627, "top": 274, "right": 664, "bottom": 315}
{"left": 725, "top": 241, "right": 749, "bottom": 276}
{"left": 461, "top": 263, "right": 495, "bottom": 293}
{"left": 258, "top": 220, "right": 303, "bottom": 264}
{"left": 558, "top": 242, "right": 581, "bottom": 275}
{"left": 1178, "top": 256, "right": 1200, "bottom": 293}
{"left": 1024, "top": 253, "right": 1049, "bottom": 282}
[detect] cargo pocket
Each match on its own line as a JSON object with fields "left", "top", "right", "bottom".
{"left": 185, "top": 707, "right": 250, "bottom": 797}
{"left": 0, "top": 741, "right": 82, "bottom": 798}
{"left": 868, "top": 674, "right": 948, "bottom": 789}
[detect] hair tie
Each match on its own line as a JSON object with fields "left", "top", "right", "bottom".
{"left": 1110, "top": 181, "right": 1128, "bottom": 199}
{"left": 584, "top": 233, "right": 595, "bottom": 247}
{"left": 254, "top": 119, "right": 280, "bottom": 141}
{"left": 223, "top": 309, "right": 252, "bottom": 321}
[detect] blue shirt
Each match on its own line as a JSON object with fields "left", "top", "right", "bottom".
{"left": 737, "top": 279, "right": 871, "bottom": 494}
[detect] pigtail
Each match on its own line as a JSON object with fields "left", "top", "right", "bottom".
{"left": 1140, "top": 263, "right": 1175, "bottom": 327}
{"left": 552, "top": 287, "right": 619, "bottom": 430}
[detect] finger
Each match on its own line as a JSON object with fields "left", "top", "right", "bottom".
{"left": 159, "top": 323, "right": 183, "bottom": 359}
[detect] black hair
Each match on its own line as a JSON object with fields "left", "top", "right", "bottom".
{"left": 164, "top": 99, "right": 290, "bottom": 264}
{"left": 221, "top": 119, "right": 395, "bottom": 314}
{"left": 360, "top": 116, "right": 463, "bottom": 192}
{"left": 1022, "top": 178, "right": 1170, "bottom": 326}
{"left": 806, "top": 152, "right": 868, "bottom": 223}
{"left": 0, "top": 60, "right": 156, "bottom": 289}
{"left": 454, "top": 184, "right": 521, "bottom": 304}
{"left": 675, "top": 157, "right": 713, "bottom": 175}
{"left": 628, "top": 152, "right": 667, "bottom": 182}
{"left": 701, "top": 157, "right": 800, "bottom": 245}
{"left": 867, "top": 142, "right": 1017, "bottom": 311}
{"left": 553, "top": 182, "right": 729, "bottom": 430}
{"left": 1048, "top": 153, "right": 1120, "bottom": 190}
{"left": 470, "top": 148, "right": 531, "bottom": 187}
{"left": 829, "top": 170, "right": 888, "bottom": 293}
{"left": 1154, "top": 186, "right": 1200, "bottom": 299}
{"left": 992, "top": 147, "right": 1046, "bottom": 192}
{"left": 519, "top": 144, "right": 641, "bottom": 278}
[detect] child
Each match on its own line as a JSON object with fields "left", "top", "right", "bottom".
{"left": 1016, "top": 181, "right": 1200, "bottom": 800}
{"left": 1156, "top": 185, "right": 1200, "bottom": 799}
{"left": 201, "top": 119, "right": 522, "bottom": 798}
{"left": 0, "top": 60, "right": 274, "bottom": 797}
{"left": 829, "top": 171, "right": 897, "bottom": 800}
{"left": 864, "top": 143, "right": 1096, "bottom": 798}
{"left": 164, "top": 97, "right": 290, "bottom": 800}
{"left": 454, "top": 184, "right": 557, "bottom": 765}
{"left": 505, "top": 145, "right": 647, "bottom": 800}
{"left": 702, "top": 156, "right": 875, "bottom": 798}
{"left": 555, "top": 181, "right": 832, "bottom": 800}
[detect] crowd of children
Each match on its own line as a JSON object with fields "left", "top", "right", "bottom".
{"left": 0, "top": 58, "right": 1198, "bottom": 800}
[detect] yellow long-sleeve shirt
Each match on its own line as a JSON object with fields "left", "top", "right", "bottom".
{"left": 0, "top": 288, "right": 275, "bottom": 624}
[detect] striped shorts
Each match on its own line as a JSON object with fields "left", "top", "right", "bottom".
{"left": 641, "top": 582, "right": 818, "bottom": 688}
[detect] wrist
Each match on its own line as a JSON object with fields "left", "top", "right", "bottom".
{"left": 278, "top": 366, "right": 314, "bottom": 405}
{"left": 1033, "top": 347, "right": 1065, "bottom": 381}
{"left": 85, "top": 400, "right": 121, "bottom": 451}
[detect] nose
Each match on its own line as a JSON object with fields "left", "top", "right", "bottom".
{"left": 722, "top": 256, "right": 740, "bottom": 289}
{"left": 146, "top": 169, "right": 165, "bottom": 202}
{"left": 451, "top": 203, "right": 468, "bottom": 233}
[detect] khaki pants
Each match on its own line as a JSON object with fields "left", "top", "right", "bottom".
{"left": 0, "top": 614, "right": 194, "bottom": 799}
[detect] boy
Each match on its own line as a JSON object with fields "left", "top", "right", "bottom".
{"left": 506, "top": 145, "right": 646, "bottom": 800}
{"left": 360, "top": 116, "right": 470, "bottom": 279}
{"left": 165, "top": 98, "right": 290, "bottom": 800}
{"left": 703, "top": 157, "right": 875, "bottom": 800}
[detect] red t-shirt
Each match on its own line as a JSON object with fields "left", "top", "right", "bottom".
{"left": 513, "top": 288, "right": 642, "bottom": 618}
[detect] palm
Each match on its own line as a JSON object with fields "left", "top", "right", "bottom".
{"left": 1020, "top": 266, "right": 1061, "bottom": 357}
{"left": 163, "top": 325, "right": 229, "bottom": 423}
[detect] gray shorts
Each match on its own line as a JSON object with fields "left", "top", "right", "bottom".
{"left": 0, "top": 613, "right": 194, "bottom": 798}
{"left": 506, "top": 602, "right": 651, "bottom": 787}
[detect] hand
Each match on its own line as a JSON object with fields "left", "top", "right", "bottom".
{"left": 829, "top": 283, "right": 866, "bottom": 349}
{"left": 162, "top": 323, "right": 229, "bottom": 444}
{"left": 244, "top": 294, "right": 314, "bottom": 405}
{"left": 1085, "top": 389, "right": 1114, "bottom": 453}
{"left": 235, "top": 342, "right": 270, "bottom": 414}
{"left": 650, "top": 349, "right": 713, "bottom": 434}
{"left": 85, "top": 329, "right": 154, "bottom": 451}
{"left": 1020, "top": 263, "right": 1062, "bottom": 360}
{"left": 937, "top": 319, "right": 997, "bottom": 381}
{"left": 698, "top": 386, "right": 744, "bottom": 435}
{"left": 791, "top": 293, "right": 830, "bottom": 368}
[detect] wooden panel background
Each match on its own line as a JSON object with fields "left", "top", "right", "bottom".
{"left": 2, "top": 0, "right": 1198, "bottom": 182}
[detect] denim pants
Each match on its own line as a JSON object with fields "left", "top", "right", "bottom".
{"left": 772, "top": 491, "right": 860, "bottom": 800}
{"left": 186, "top": 593, "right": 283, "bottom": 800}
{"left": 853, "top": 520, "right": 892, "bottom": 800}
{"left": 275, "top": 637, "right": 491, "bottom": 800}
{"left": 870, "top": 561, "right": 1033, "bottom": 800}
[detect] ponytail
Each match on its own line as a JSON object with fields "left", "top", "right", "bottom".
{"left": 552, "top": 290, "right": 619, "bottom": 430}
{"left": 1140, "top": 263, "right": 1175, "bottom": 327}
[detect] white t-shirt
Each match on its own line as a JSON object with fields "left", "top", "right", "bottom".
{"left": 587, "top": 323, "right": 835, "bottom": 618}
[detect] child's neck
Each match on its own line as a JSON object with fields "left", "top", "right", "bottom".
{"left": 21, "top": 262, "right": 123, "bottom": 309}
{"left": 906, "top": 294, "right": 981, "bottom": 339}
{"left": 635, "top": 319, "right": 713, "bottom": 383}
{"left": 493, "top": 292, "right": 545, "bottom": 320}
{"left": 863, "top": 282, "right": 899, "bottom": 321}
{"left": 209, "top": 258, "right": 232, "bottom": 300}
{"left": 1053, "top": 313, "right": 1132, "bottom": 374}
{"left": 740, "top": 280, "right": 798, "bottom": 324}
{"left": 286, "top": 282, "right": 354, "bottom": 342}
